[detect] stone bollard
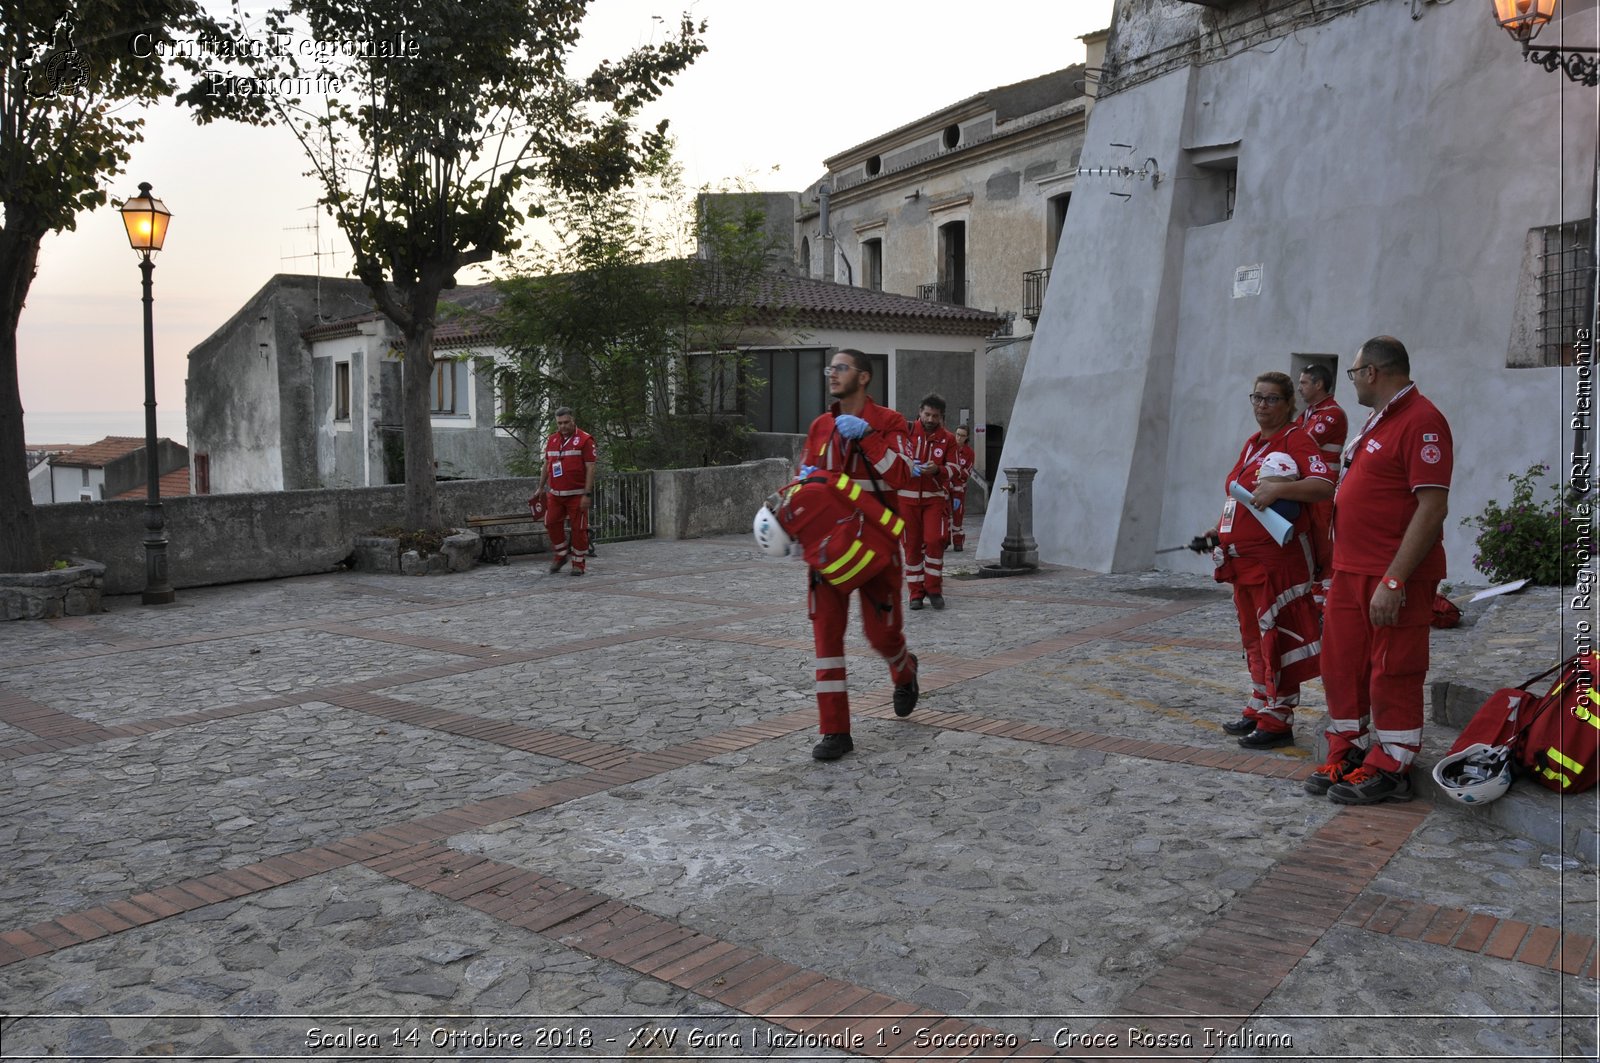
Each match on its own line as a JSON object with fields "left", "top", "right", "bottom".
{"left": 980, "top": 467, "right": 1039, "bottom": 577}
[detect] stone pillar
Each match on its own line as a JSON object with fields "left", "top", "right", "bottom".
{"left": 1000, "top": 467, "right": 1039, "bottom": 571}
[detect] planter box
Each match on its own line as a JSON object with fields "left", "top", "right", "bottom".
{"left": 0, "top": 557, "right": 106, "bottom": 620}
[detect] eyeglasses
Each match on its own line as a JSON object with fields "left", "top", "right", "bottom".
{"left": 1248, "top": 393, "right": 1286, "bottom": 406}
{"left": 822, "top": 364, "right": 857, "bottom": 377}
{"left": 1346, "top": 364, "right": 1374, "bottom": 381}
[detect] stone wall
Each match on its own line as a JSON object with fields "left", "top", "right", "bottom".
{"left": 652, "top": 459, "right": 790, "bottom": 541}
{"left": 36, "top": 462, "right": 790, "bottom": 595}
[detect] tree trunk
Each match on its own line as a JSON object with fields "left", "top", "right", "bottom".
{"left": 400, "top": 314, "right": 442, "bottom": 530}
{"left": 0, "top": 224, "right": 46, "bottom": 574}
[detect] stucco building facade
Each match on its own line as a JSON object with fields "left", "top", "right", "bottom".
{"left": 188, "top": 272, "right": 1001, "bottom": 490}
{"left": 981, "top": 0, "right": 1595, "bottom": 581}
{"left": 791, "top": 45, "right": 1107, "bottom": 472}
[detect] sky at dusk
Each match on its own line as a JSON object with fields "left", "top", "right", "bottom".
{"left": 18, "top": 0, "right": 1114, "bottom": 442}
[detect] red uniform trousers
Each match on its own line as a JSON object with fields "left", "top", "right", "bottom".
{"left": 808, "top": 556, "right": 915, "bottom": 734}
{"left": 1223, "top": 546, "right": 1322, "bottom": 733}
{"left": 544, "top": 494, "right": 590, "bottom": 572}
{"left": 900, "top": 499, "right": 948, "bottom": 600}
{"left": 1320, "top": 570, "right": 1435, "bottom": 773}
{"left": 949, "top": 488, "right": 967, "bottom": 549}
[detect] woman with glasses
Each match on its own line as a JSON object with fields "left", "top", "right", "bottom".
{"left": 1203, "top": 371, "right": 1336, "bottom": 750}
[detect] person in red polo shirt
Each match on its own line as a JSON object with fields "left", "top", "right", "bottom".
{"left": 537, "top": 407, "right": 597, "bottom": 576}
{"left": 796, "top": 348, "right": 919, "bottom": 761}
{"left": 1306, "top": 336, "right": 1453, "bottom": 804}
{"left": 1206, "top": 371, "right": 1336, "bottom": 750}
{"left": 1293, "top": 364, "right": 1348, "bottom": 597}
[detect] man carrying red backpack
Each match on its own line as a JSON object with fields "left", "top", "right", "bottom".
{"left": 776, "top": 349, "right": 920, "bottom": 762}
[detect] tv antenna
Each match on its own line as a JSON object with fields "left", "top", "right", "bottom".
{"left": 282, "top": 204, "right": 343, "bottom": 320}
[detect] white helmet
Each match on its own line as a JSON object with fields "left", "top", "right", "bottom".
{"left": 1260, "top": 452, "right": 1300, "bottom": 479}
{"left": 752, "top": 504, "right": 792, "bottom": 557}
{"left": 1431, "top": 743, "right": 1513, "bottom": 805}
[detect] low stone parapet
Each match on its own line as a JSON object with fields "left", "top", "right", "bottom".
{"left": 0, "top": 558, "right": 106, "bottom": 620}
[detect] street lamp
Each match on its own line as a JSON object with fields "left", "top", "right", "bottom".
{"left": 1491, "top": 0, "right": 1599, "bottom": 85}
{"left": 118, "top": 182, "right": 175, "bottom": 605}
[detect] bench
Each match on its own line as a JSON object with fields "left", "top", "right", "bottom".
{"left": 464, "top": 512, "right": 596, "bottom": 566}
{"left": 465, "top": 513, "right": 540, "bottom": 565}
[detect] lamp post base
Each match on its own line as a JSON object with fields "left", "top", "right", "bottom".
{"left": 142, "top": 517, "right": 174, "bottom": 605}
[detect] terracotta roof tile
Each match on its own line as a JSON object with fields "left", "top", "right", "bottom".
{"left": 115, "top": 468, "right": 191, "bottom": 500}
{"left": 50, "top": 437, "right": 152, "bottom": 469}
{"left": 304, "top": 268, "right": 1003, "bottom": 345}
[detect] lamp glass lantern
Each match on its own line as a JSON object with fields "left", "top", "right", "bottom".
{"left": 119, "top": 183, "right": 172, "bottom": 254}
{"left": 1492, "top": 0, "right": 1558, "bottom": 42}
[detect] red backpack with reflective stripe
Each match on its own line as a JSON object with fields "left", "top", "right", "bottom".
{"left": 773, "top": 473, "right": 906, "bottom": 593}
{"left": 1450, "top": 653, "right": 1600, "bottom": 793}
{"left": 1518, "top": 652, "right": 1600, "bottom": 793}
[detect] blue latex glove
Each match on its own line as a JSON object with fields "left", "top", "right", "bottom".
{"left": 833, "top": 414, "right": 869, "bottom": 440}
{"left": 911, "top": 460, "right": 927, "bottom": 476}
{"left": 798, "top": 464, "right": 817, "bottom": 478}
{"left": 952, "top": 498, "right": 961, "bottom": 512}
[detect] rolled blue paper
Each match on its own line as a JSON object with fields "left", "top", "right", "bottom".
{"left": 1228, "top": 480, "right": 1294, "bottom": 546}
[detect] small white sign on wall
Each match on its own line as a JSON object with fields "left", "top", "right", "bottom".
{"left": 1233, "top": 264, "right": 1263, "bottom": 298}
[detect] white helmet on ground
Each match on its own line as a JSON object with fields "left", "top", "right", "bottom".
{"left": 1431, "top": 743, "right": 1514, "bottom": 805}
{"left": 752, "top": 505, "right": 791, "bottom": 558}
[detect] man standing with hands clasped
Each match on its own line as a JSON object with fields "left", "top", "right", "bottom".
{"left": 793, "top": 349, "right": 920, "bottom": 761}
{"left": 537, "top": 407, "right": 597, "bottom": 576}
{"left": 1308, "top": 336, "right": 1453, "bottom": 804}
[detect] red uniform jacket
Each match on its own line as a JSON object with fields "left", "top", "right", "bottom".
{"left": 543, "top": 428, "right": 596, "bottom": 496}
{"left": 898, "top": 422, "right": 962, "bottom": 507}
{"left": 1295, "top": 396, "right": 1348, "bottom": 465}
{"left": 800, "top": 396, "right": 913, "bottom": 504}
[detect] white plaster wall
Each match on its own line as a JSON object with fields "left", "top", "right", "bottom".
{"left": 984, "top": 0, "right": 1594, "bottom": 583}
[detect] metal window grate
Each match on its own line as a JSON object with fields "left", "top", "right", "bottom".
{"left": 1539, "top": 220, "right": 1596, "bottom": 367}
{"left": 1023, "top": 267, "right": 1051, "bottom": 322}
{"left": 589, "top": 470, "right": 654, "bottom": 544}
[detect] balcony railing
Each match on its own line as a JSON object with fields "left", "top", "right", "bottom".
{"left": 917, "top": 281, "right": 962, "bottom": 304}
{"left": 1023, "top": 267, "right": 1051, "bottom": 323}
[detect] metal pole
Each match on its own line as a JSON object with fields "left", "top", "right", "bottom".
{"left": 140, "top": 254, "right": 174, "bottom": 605}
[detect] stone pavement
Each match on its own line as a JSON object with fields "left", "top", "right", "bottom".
{"left": 0, "top": 539, "right": 1595, "bottom": 1062}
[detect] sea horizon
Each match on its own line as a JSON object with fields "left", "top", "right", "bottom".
{"left": 24, "top": 409, "right": 190, "bottom": 448}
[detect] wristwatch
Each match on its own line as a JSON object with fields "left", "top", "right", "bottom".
{"left": 1381, "top": 576, "right": 1402, "bottom": 592}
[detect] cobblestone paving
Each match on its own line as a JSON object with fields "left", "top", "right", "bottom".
{"left": 389, "top": 639, "right": 816, "bottom": 750}
{"left": 354, "top": 594, "right": 734, "bottom": 653}
{"left": 453, "top": 730, "right": 1337, "bottom": 1019}
{"left": 1370, "top": 815, "right": 1598, "bottom": 926}
{"left": 0, "top": 535, "right": 1593, "bottom": 1062}
{"left": 0, "top": 868, "right": 842, "bottom": 1062}
{"left": 0, "top": 703, "right": 581, "bottom": 931}
{"left": 1222, "top": 928, "right": 1597, "bottom": 1059}
{"left": 2, "top": 632, "right": 475, "bottom": 726}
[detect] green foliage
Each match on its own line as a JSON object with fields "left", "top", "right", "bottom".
{"left": 1463, "top": 463, "right": 1585, "bottom": 586}
{"left": 493, "top": 164, "right": 787, "bottom": 472}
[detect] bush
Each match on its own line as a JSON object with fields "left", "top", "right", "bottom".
{"left": 1463, "top": 463, "right": 1585, "bottom": 585}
